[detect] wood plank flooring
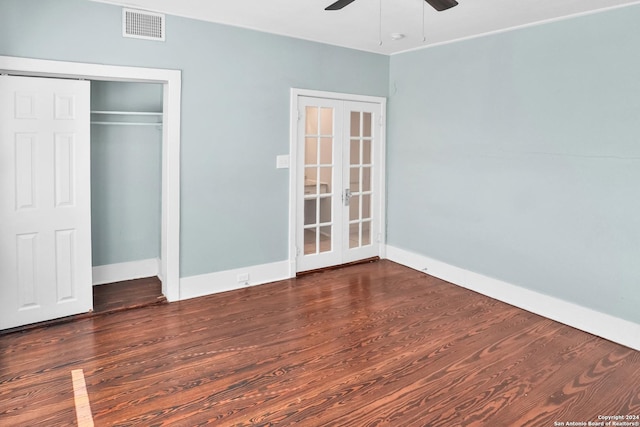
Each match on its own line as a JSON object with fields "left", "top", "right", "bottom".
{"left": 93, "top": 276, "right": 166, "bottom": 314}
{"left": 0, "top": 277, "right": 166, "bottom": 336}
{"left": 1, "top": 260, "right": 639, "bottom": 426}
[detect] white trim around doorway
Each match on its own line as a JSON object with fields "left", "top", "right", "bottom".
{"left": 0, "top": 55, "right": 181, "bottom": 302}
{"left": 288, "top": 88, "right": 387, "bottom": 276}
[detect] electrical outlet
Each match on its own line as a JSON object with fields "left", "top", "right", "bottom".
{"left": 237, "top": 273, "right": 249, "bottom": 283}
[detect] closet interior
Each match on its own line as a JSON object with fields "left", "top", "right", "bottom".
{"left": 90, "top": 81, "right": 165, "bottom": 312}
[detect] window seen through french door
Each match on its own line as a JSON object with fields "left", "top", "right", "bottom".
{"left": 295, "top": 95, "right": 383, "bottom": 273}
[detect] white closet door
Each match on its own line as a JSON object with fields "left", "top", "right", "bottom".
{"left": 295, "top": 96, "right": 382, "bottom": 272}
{"left": 0, "top": 75, "right": 92, "bottom": 330}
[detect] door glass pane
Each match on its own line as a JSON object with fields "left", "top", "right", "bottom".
{"left": 363, "top": 112, "right": 372, "bottom": 137}
{"left": 320, "top": 108, "right": 333, "bottom": 135}
{"left": 350, "top": 167, "right": 360, "bottom": 192}
{"left": 304, "top": 228, "right": 317, "bottom": 255}
{"left": 319, "top": 226, "right": 331, "bottom": 253}
{"left": 362, "top": 221, "right": 371, "bottom": 246}
{"left": 319, "top": 197, "right": 331, "bottom": 223}
{"left": 319, "top": 167, "right": 332, "bottom": 193}
{"left": 350, "top": 195, "right": 360, "bottom": 221}
{"left": 362, "top": 167, "right": 371, "bottom": 192}
{"left": 350, "top": 111, "right": 360, "bottom": 137}
{"left": 362, "top": 194, "right": 371, "bottom": 219}
{"left": 306, "top": 107, "right": 318, "bottom": 134}
{"left": 349, "top": 223, "right": 359, "bottom": 249}
{"left": 320, "top": 138, "right": 332, "bottom": 165}
{"left": 350, "top": 140, "right": 360, "bottom": 165}
{"left": 305, "top": 138, "right": 318, "bottom": 165}
{"left": 305, "top": 167, "right": 318, "bottom": 195}
{"left": 362, "top": 140, "right": 371, "bottom": 164}
{"left": 304, "top": 199, "right": 317, "bottom": 226}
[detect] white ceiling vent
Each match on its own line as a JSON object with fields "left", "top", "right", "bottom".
{"left": 122, "top": 8, "right": 165, "bottom": 41}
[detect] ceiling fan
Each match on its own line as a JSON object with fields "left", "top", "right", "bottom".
{"left": 325, "top": 0, "right": 458, "bottom": 11}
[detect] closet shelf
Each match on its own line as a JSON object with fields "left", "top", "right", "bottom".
{"left": 91, "top": 110, "right": 163, "bottom": 127}
{"left": 91, "top": 121, "right": 162, "bottom": 126}
{"left": 91, "top": 110, "right": 163, "bottom": 116}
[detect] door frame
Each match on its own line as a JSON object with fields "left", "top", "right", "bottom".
{"left": 0, "top": 55, "right": 181, "bottom": 302}
{"left": 288, "top": 88, "right": 386, "bottom": 276}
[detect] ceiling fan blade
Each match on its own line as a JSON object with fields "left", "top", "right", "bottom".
{"left": 425, "top": 0, "right": 458, "bottom": 11}
{"left": 325, "top": 0, "right": 357, "bottom": 11}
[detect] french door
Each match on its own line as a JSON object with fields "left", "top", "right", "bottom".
{"left": 0, "top": 75, "right": 92, "bottom": 329}
{"left": 295, "top": 94, "right": 384, "bottom": 272}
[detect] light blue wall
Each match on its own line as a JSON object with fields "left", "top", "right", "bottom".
{"left": 388, "top": 6, "right": 640, "bottom": 323}
{"left": 0, "top": 0, "right": 389, "bottom": 277}
{"left": 90, "top": 81, "right": 162, "bottom": 267}
{"left": 4, "top": 0, "right": 637, "bottom": 325}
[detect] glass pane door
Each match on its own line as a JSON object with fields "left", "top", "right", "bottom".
{"left": 348, "top": 110, "right": 374, "bottom": 249}
{"left": 342, "top": 101, "right": 380, "bottom": 264}
{"left": 296, "top": 96, "right": 381, "bottom": 272}
{"left": 296, "top": 97, "right": 344, "bottom": 272}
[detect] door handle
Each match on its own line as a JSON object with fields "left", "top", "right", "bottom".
{"left": 344, "top": 188, "right": 352, "bottom": 206}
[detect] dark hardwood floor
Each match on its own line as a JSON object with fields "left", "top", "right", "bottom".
{"left": 93, "top": 276, "right": 166, "bottom": 314}
{"left": 1, "top": 260, "right": 639, "bottom": 426}
{"left": 0, "top": 276, "right": 166, "bottom": 336}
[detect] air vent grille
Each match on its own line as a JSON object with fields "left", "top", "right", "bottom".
{"left": 122, "top": 8, "right": 165, "bottom": 41}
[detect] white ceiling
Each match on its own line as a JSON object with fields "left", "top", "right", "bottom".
{"left": 92, "top": 0, "right": 640, "bottom": 55}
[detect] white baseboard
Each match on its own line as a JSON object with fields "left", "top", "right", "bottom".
{"left": 179, "top": 260, "right": 291, "bottom": 301}
{"left": 385, "top": 245, "right": 640, "bottom": 351}
{"left": 92, "top": 258, "right": 160, "bottom": 286}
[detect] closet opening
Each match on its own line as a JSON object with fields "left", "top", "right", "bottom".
{"left": 90, "top": 81, "right": 166, "bottom": 313}
{"left": 1, "top": 55, "right": 181, "bottom": 330}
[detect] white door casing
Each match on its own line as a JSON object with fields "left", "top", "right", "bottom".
{"left": 290, "top": 90, "right": 386, "bottom": 273}
{"left": 0, "top": 75, "right": 92, "bottom": 329}
{"left": 0, "top": 55, "right": 182, "bottom": 302}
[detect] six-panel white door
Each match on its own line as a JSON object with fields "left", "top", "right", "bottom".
{"left": 0, "top": 75, "right": 93, "bottom": 330}
{"left": 296, "top": 96, "right": 382, "bottom": 272}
